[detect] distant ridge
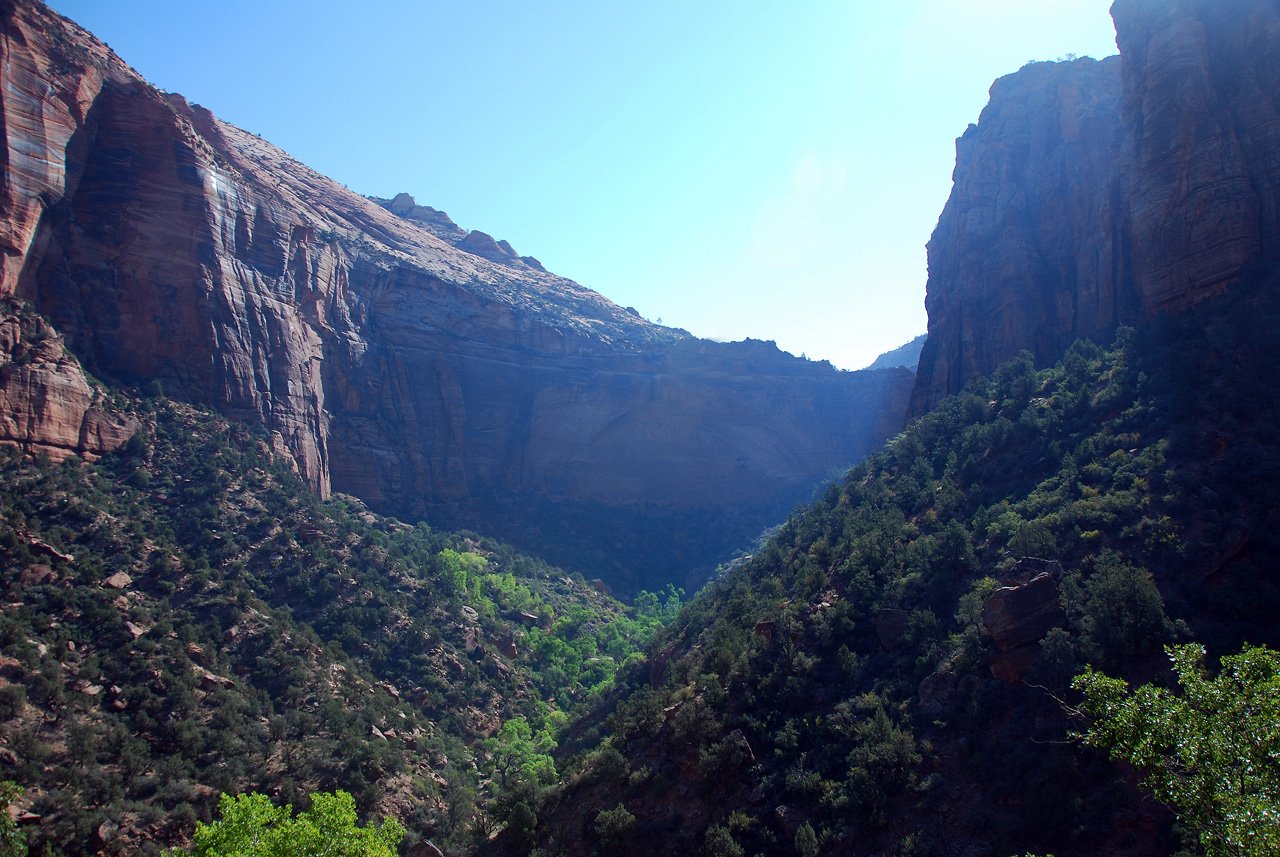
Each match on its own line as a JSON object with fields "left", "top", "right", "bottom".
{"left": 866, "top": 334, "right": 926, "bottom": 372}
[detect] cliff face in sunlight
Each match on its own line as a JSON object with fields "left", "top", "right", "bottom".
{"left": 913, "top": 0, "right": 1280, "bottom": 414}
{"left": 0, "top": 0, "right": 912, "bottom": 590}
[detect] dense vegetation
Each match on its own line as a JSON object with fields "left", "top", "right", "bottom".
{"left": 167, "top": 791, "right": 404, "bottom": 857}
{"left": 504, "top": 265, "right": 1280, "bottom": 856}
{"left": 1077, "top": 643, "right": 1280, "bottom": 857}
{"left": 7, "top": 262, "right": 1280, "bottom": 857}
{"left": 0, "top": 376, "right": 678, "bottom": 856}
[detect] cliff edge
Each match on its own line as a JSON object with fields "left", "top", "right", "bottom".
{"left": 912, "top": 0, "right": 1280, "bottom": 415}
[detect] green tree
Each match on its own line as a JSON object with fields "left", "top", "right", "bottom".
{"left": 168, "top": 791, "right": 404, "bottom": 857}
{"left": 794, "top": 822, "right": 819, "bottom": 857}
{"left": 593, "top": 804, "right": 635, "bottom": 844}
{"left": 0, "top": 782, "right": 27, "bottom": 857}
{"left": 1074, "top": 643, "right": 1280, "bottom": 856}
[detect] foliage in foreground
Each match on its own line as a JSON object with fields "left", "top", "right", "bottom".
{"left": 1, "top": 782, "right": 26, "bottom": 857}
{"left": 1076, "top": 643, "right": 1280, "bottom": 857}
{"left": 165, "top": 791, "right": 403, "bottom": 857}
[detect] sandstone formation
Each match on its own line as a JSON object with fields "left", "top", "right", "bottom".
{"left": 0, "top": 1, "right": 913, "bottom": 591}
{"left": 1107, "top": 0, "right": 1280, "bottom": 316}
{"left": 912, "top": 57, "right": 1124, "bottom": 414}
{"left": 981, "top": 572, "right": 1066, "bottom": 652}
{"left": 913, "top": 0, "right": 1280, "bottom": 414}
{"left": 981, "top": 571, "right": 1066, "bottom": 683}
{"left": 0, "top": 301, "right": 138, "bottom": 461}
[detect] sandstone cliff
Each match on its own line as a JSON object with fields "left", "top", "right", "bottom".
{"left": 1107, "top": 0, "right": 1280, "bottom": 316}
{"left": 0, "top": 299, "right": 138, "bottom": 461}
{"left": 913, "top": 0, "right": 1280, "bottom": 414}
{"left": 0, "top": 0, "right": 912, "bottom": 591}
{"left": 912, "top": 57, "right": 1124, "bottom": 412}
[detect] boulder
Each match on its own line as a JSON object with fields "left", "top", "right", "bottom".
{"left": 16, "top": 565, "right": 54, "bottom": 588}
{"left": 981, "top": 572, "right": 1065, "bottom": 651}
{"left": 918, "top": 670, "right": 959, "bottom": 714}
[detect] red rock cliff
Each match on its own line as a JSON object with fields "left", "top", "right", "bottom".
{"left": 912, "top": 57, "right": 1124, "bottom": 414}
{"left": 0, "top": 0, "right": 912, "bottom": 589}
{"left": 912, "top": 0, "right": 1280, "bottom": 414}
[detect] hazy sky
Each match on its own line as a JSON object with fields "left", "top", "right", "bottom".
{"left": 48, "top": 0, "right": 1120, "bottom": 369}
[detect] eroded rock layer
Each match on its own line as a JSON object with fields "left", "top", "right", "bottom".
{"left": 0, "top": 0, "right": 912, "bottom": 590}
{"left": 913, "top": 0, "right": 1280, "bottom": 414}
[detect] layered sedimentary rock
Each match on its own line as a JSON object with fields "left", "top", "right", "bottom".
{"left": 0, "top": 0, "right": 912, "bottom": 589}
{"left": 913, "top": 0, "right": 1280, "bottom": 414}
{"left": 1107, "top": 0, "right": 1280, "bottom": 316}
{"left": 0, "top": 301, "right": 139, "bottom": 461}
{"left": 912, "top": 57, "right": 1124, "bottom": 413}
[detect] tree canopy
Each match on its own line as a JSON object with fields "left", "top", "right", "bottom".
{"left": 167, "top": 791, "right": 404, "bottom": 857}
{"left": 1075, "top": 644, "right": 1280, "bottom": 856}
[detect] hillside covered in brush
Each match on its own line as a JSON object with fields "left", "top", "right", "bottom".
{"left": 0, "top": 295, "right": 681, "bottom": 856}
{"left": 498, "top": 264, "right": 1280, "bottom": 857}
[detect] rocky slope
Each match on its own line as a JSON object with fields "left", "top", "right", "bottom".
{"left": 0, "top": 392, "right": 681, "bottom": 856}
{"left": 913, "top": 0, "right": 1280, "bottom": 414}
{"left": 0, "top": 0, "right": 912, "bottom": 591}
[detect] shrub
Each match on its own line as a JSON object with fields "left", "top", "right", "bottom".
{"left": 593, "top": 804, "right": 635, "bottom": 843}
{"left": 167, "top": 790, "right": 404, "bottom": 857}
{"left": 1076, "top": 643, "right": 1280, "bottom": 856}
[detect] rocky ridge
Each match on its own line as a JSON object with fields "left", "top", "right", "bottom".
{"left": 913, "top": 0, "right": 1280, "bottom": 414}
{"left": 0, "top": 0, "right": 913, "bottom": 590}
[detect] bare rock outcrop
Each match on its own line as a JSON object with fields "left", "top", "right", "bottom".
{"left": 913, "top": 0, "right": 1280, "bottom": 415}
{"left": 0, "top": 302, "right": 138, "bottom": 461}
{"left": 981, "top": 572, "right": 1066, "bottom": 652}
{"left": 0, "top": 1, "right": 913, "bottom": 591}
{"left": 912, "top": 57, "right": 1124, "bottom": 414}
{"left": 981, "top": 571, "right": 1066, "bottom": 683}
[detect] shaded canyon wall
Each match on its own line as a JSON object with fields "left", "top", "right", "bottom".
{"left": 913, "top": 0, "right": 1280, "bottom": 414}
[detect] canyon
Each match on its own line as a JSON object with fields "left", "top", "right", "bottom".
{"left": 0, "top": 0, "right": 911, "bottom": 592}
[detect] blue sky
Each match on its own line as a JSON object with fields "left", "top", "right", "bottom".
{"left": 49, "top": 0, "right": 1120, "bottom": 369}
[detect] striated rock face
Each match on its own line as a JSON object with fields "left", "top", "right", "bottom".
{"left": 1107, "top": 0, "right": 1280, "bottom": 317}
{"left": 913, "top": 0, "right": 1280, "bottom": 414}
{"left": 0, "top": 301, "right": 138, "bottom": 461}
{"left": 0, "top": 1, "right": 913, "bottom": 590}
{"left": 912, "top": 57, "right": 1125, "bottom": 414}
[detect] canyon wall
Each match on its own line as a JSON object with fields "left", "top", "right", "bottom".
{"left": 913, "top": 0, "right": 1280, "bottom": 414}
{"left": 912, "top": 57, "right": 1124, "bottom": 412}
{"left": 0, "top": 0, "right": 912, "bottom": 591}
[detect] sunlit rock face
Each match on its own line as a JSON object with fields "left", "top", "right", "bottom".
{"left": 0, "top": 305, "right": 139, "bottom": 462}
{"left": 913, "top": 0, "right": 1280, "bottom": 415}
{"left": 0, "top": 1, "right": 913, "bottom": 590}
